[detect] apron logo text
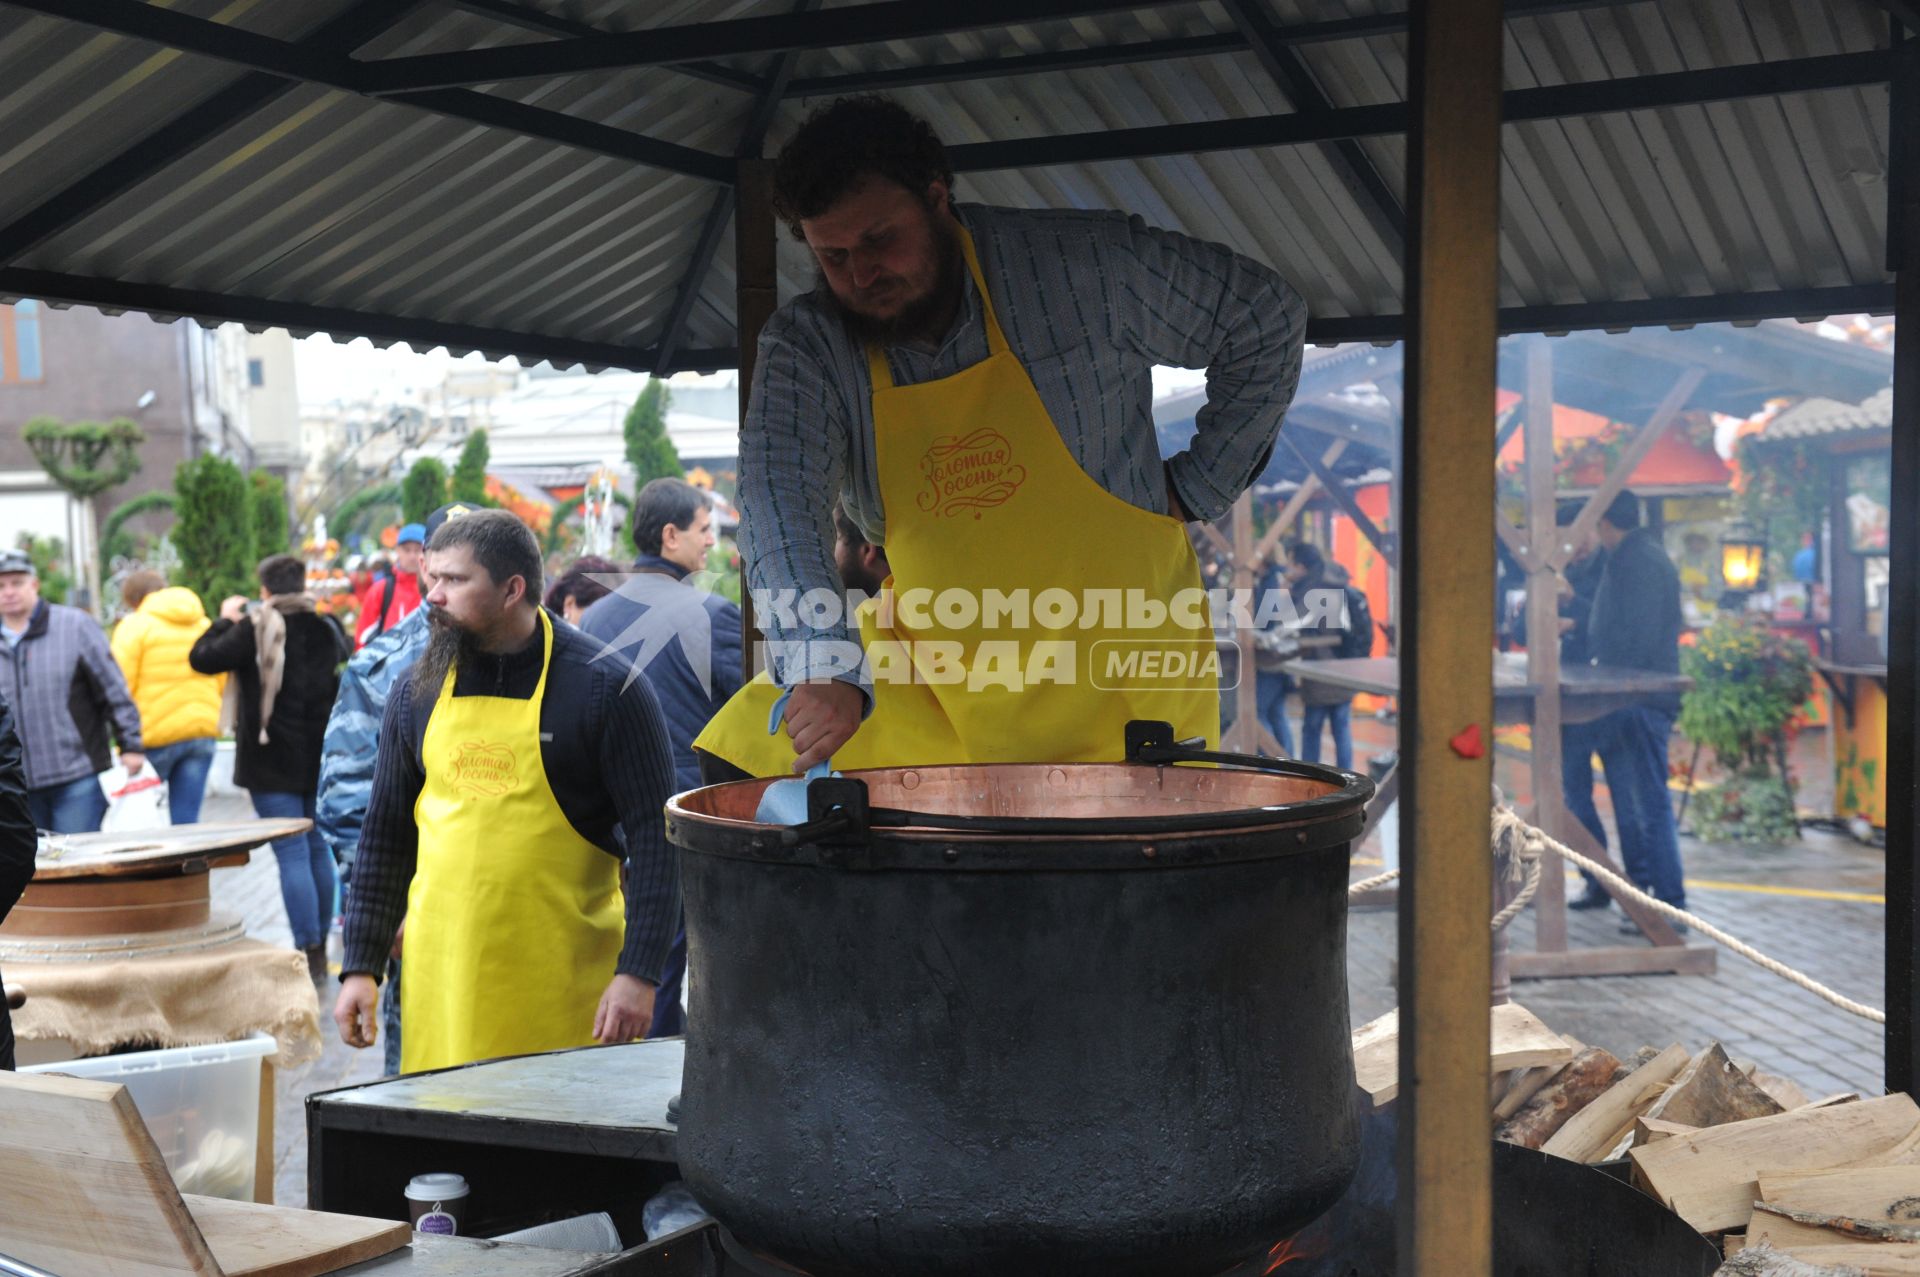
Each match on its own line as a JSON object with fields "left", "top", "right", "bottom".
{"left": 447, "top": 740, "right": 519, "bottom": 798}
{"left": 917, "top": 428, "right": 1027, "bottom": 518}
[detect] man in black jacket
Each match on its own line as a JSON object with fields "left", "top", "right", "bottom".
{"left": 191, "top": 555, "right": 349, "bottom": 981}
{"left": 1584, "top": 490, "right": 1687, "bottom": 919}
{"left": 0, "top": 693, "right": 43, "bottom": 1069}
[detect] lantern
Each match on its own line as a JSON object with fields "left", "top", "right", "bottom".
{"left": 1719, "top": 521, "right": 1767, "bottom": 600}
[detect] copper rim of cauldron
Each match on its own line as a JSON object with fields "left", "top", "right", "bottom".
{"left": 666, "top": 759, "right": 1374, "bottom": 870}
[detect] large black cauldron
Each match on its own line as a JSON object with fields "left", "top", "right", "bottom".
{"left": 664, "top": 726, "right": 1373, "bottom": 1277}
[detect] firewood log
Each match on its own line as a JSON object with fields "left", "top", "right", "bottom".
{"left": 1495, "top": 1046, "right": 1624, "bottom": 1150}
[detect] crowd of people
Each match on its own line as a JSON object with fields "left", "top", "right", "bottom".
{"left": 0, "top": 479, "right": 758, "bottom": 1072}
{"left": 0, "top": 471, "right": 1696, "bottom": 1078}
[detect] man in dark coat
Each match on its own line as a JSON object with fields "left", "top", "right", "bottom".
{"left": 191, "top": 555, "right": 349, "bottom": 980}
{"left": 0, "top": 692, "right": 43, "bottom": 1068}
{"left": 580, "top": 478, "right": 744, "bottom": 1039}
{"left": 1583, "top": 490, "right": 1687, "bottom": 920}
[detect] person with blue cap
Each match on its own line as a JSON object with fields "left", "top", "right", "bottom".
{"left": 357, "top": 522, "right": 427, "bottom": 649}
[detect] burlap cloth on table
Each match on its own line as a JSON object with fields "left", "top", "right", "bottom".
{"left": 7, "top": 939, "right": 323, "bottom": 1067}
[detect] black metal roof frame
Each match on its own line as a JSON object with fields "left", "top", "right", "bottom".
{"left": 0, "top": 0, "right": 1907, "bottom": 371}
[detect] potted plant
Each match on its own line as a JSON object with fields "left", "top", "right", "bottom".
{"left": 1678, "top": 615, "right": 1814, "bottom": 844}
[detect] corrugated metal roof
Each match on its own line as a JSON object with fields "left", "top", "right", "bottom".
{"left": 1764, "top": 384, "right": 1895, "bottom": 439}
{"left": 0, "top": 0, "right": 1897, "bottom": 369}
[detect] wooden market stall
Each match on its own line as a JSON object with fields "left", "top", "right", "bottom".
{"left": 1753, "top": 386, "right": 1897, "bottom": 829}
{"left": 0, "top": 3, "right": 1911, "bottom": 1275}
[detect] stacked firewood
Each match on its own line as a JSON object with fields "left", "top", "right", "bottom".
{"left": 1352, "top": 1004, "right": 1917, "bottom": 1275}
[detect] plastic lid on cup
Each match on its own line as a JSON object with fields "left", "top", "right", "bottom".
{"left": 405, "top": 1172, "right": 469, "bottom": 1201}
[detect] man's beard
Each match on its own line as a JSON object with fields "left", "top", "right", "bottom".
{"left": 819, "top": 212, "right": 965, "bottom": 347}
{"left": 411, "top": 606, "right": 486, "bottom": 700}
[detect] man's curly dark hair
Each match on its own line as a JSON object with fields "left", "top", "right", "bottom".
{"left": 772, "top": 96, "right": 955, "bottom": 239}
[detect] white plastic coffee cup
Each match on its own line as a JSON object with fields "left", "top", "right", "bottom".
{"left": 405, "top": 1172, "right": 470, "bottom": 1235}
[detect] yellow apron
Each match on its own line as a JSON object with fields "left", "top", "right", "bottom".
{"left": 400, "top": 610, "right": 625, "bottom": 1073}
{"left": 697, "top": 226, "right": 1217, "bottom": 777}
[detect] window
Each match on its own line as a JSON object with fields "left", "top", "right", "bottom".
{"left": 0, "top": 300, "right": 43, "bottom": 384}
{"left": 248, "top": 358, "right": 265, "bottom": 388}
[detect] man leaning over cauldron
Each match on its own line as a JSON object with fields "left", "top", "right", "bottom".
{"left": 331, "top": 510, "right": 679, "bottom": 1073}
{"left": 694, "top": 94, "right": 1308, "bottom": 777}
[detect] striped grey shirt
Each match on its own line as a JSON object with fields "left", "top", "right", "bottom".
{"left": 738, "top": 201, "right": 1307, "bottom": 687}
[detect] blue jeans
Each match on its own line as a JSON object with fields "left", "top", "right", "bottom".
{"left": 1560, "top": 720, "right": 1607, "bottom": 898}
{"left": 1254, "top": 670, "right": 1296, "bottom": 757}
{"left": 28, "top": 774, "right": 106, "bottom": 833}
{"left": 1301, "top": 701, "right": 1354, "bottom": 771}
{"left": 250, "top": 790, "right": 337, "bottom": 949}
{"left": 145, "top": 738, "right": 216, "bottom": 825}
{"left": 1591, "top": 706, "right": 1687, "bottom": 909}
{"left": 648, "top": 928, "right": 687, "bottom": 1040}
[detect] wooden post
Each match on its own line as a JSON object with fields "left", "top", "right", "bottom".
{"left": 1397, "top": 0, "right": 1501, "bottom": 1272}
{"left": 736, "top": 158, "right": 777, "bottom": 681}
{"left": 1885, "top": 32, "right": 1919, "bottom": 1096}
{"left": 1522, "top": 336, "right": 1570, "bottom": 954}
{"left": 1224, "top": 492, "right": 1263, "bottom": 753}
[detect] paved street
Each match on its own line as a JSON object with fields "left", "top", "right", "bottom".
{"left": 211, "top": 714, "right": 1889, "bottom": 1208}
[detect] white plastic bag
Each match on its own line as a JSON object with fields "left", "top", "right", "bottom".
{"left": 99, "top": 763, "right": 170, "bottom": 833}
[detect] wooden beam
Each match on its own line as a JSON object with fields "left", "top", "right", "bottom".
{"left": 1254, "top": 438, "right": 1345, "bottom": 567}
{"left": 737, "top": 157, "right": 777, "bottom": 682}
{"left": 1397, "top": 0, "right": 1501, "bottom": 1272}
{"left": 1887, "top": 31, "right": 1920, "bottom": 1096}
{"left": 1510, "top": 946, "right": 1719, "bottom": 978}
{"left": 1286, "top": 433, "right": 1397, "bottom": 567}
{"left": 1522, "top": 336, "right": 1570, "bottom": 954}
{"left": 1222, "top": 493, "right": 1263, "bottom": 753}
{"left": 1549, "top": 367, "right": 1707, "bottom": 571}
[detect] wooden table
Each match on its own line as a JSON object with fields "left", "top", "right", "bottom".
{"left": 1284, "top": 655, "right": 1714, "bottom": 980}
{"left": 309, "top": 1041, "right": 684, "bottom": 1241}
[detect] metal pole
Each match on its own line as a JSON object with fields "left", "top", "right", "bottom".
{"left": 1398, "top": 0, "right": 1501, "bottom": 1271}
{"left": 1885, "top": 30, "right": 1919, "bottom": 1096}
{"left": 735, "top": 157, "right": 777, "bottom": 683}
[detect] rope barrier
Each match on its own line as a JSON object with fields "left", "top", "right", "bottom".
{"left": 1347, "top": 798, "right": 1886, "bottom": 1024}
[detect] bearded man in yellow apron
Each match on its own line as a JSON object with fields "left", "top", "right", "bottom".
{"left": 332, "top": 511, "right": 681, "bottom": 1073}
{"left": 695, "top": 95, "right": 1308, "bottom": 778}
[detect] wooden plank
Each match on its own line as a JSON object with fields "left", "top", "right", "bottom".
{"left": 1717, "top": 1244, "right": 1873, "bottom": 1275}
{"left": 185, "top": 1195, "right": 411, "bottom": 1277}
{"left": 1749, "top": 1166, "right": 1920, "bottom": 1252}
{"left": 32, "top": 820, "right": 303, "bottom": 879}
{"left": 1510, "top": 944, "right": 1718, "bottom": 978}
{"left": 255, "top": 1058, "right": 275, "bottom": 1206}
{"left": 0, "top": 1069, "right": 220, "bottom": 1276}
{"left": 1354, "top": 1003, "right": 1571, "bottom": 1107}
{"left": 1630, "top": 1094, "right": 1920, "bottom": 1234}
{"left": 1741, "top": 1243, "right": 1920, "bottom": 1274}
{"left": 1542, "top": 1042, "right": 1689, "bottom": 1163}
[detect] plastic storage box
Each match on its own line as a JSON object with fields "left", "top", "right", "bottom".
{"left": 24, "top": 1033, "right": 277, "bottom": 1201}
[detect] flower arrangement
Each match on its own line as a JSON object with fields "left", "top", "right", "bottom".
{"left": 1678, "top": 615, "right": 1813, "bottom": 844}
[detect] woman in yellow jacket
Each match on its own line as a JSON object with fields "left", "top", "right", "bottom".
{"left": 111, "top": 573, "right": 225, "bottom": 824}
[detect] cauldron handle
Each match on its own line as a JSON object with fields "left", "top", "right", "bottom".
{"left": 1124, "top": 718, "right": 1298, "bottom": 774}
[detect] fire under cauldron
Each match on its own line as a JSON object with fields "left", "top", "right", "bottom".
{"left": 664, "top": 724, "right": 1372, "bottom": 1277}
